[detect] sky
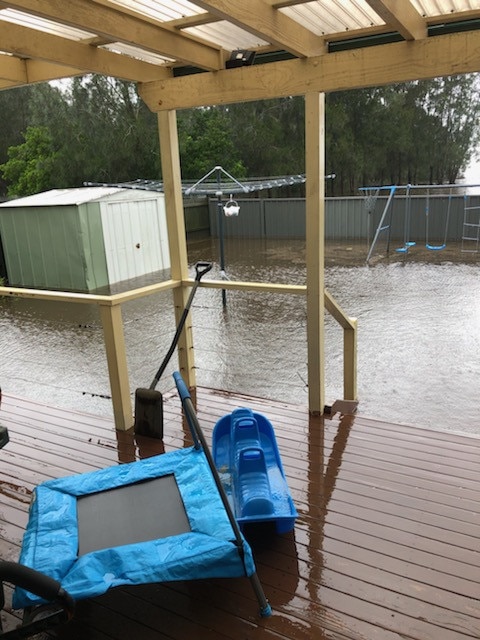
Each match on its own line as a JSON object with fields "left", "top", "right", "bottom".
{"left": 463, "top": 157, "right": 480, "bottom": 194}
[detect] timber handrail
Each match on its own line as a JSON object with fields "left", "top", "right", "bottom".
{"left": 0, "top": 279, "right": 357, "bottom": 429}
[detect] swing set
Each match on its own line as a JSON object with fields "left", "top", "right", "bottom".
{"left": 361, "top": 183, "right": 471, "bottom": 263}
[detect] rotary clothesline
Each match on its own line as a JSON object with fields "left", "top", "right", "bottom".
{"left": 86, "top": 164, "right": 336, "bottom": 196}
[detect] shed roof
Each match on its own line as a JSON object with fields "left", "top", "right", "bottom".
{"left": 0, "top": 187, "right": 153, "bottom": 207}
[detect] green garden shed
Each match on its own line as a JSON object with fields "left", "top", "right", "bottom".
{"left": 0, "top": 187, "right": 170, "bottom": 292}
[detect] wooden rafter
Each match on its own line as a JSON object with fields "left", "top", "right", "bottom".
{"left": 0, "top": 57, "right": 89, "bottom": 86}
{"left": 193, "top": 0, "right": 325, "bottom": 57}
{"left": 0, "top": 0, "right": 224, "bottom": 70}
{"left": 0, "top": 21, "right": 168, "bottom": 82}
{"left": 0, "top": 54, "right": 26, "bottom": 83}
{"left": 365, "top": 0, "right": 427, "bottom": 40}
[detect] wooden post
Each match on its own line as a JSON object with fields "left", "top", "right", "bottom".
{"left": 344, "top": 319, "right": 358, "bottom": 402}
{"left": 99, "top": 303, "right": 133, "bottom": 431}
{"left": 324, "top": 290, "right": 358, "bottom": 403}
{"left": 305, "top": 91, "right": 325, "bottom": 414}
{"left": 157, "top": 110, "right": 196, "bottom": 388}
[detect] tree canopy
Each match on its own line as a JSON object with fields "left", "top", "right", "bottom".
{"left": 0, "top": 73, "right": 478, "bottom": 198}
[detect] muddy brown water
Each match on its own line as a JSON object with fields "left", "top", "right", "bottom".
{"left": 1, "top": 238, "right": 479, "bottom": 436}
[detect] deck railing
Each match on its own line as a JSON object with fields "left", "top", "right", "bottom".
{"left": 0, "top": 279, "right": 357, "bottom": 430}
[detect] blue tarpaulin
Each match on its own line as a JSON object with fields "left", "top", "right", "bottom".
{"left": 14, "top": 446, "right": 255, "bottom": 608}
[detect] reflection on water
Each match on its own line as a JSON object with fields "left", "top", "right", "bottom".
{"left": 0, "top": 238, "right": 479, "bottom": 435}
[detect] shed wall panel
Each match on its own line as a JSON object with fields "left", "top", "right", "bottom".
{"left": 78, "top": 202, "right": 109, "bottom": 291}
{"left": 0, "top": 206, "right": 87, "bottom": 290}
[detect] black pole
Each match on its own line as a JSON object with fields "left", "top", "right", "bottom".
{"left": 216, "top": 168, "right": 227, "bottom": 306}
{"left": 172, "top": 372, "right": 271, "bottom": 617}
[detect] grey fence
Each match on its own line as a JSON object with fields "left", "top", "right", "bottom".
{"left": 208, "top": 195, "right": 480, "bottom": 243}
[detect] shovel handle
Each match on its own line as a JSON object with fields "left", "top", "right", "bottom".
{"left": 195, "top": 262, "right": 212, "bottom": 281}
{"left": 149, "top": 262, "right": 212, "bottom": 390}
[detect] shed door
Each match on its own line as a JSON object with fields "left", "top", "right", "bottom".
{"left": 100, "top": 197, "right": 170, "bottom": 284}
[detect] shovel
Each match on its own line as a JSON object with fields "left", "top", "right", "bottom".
{"left": 134, "top": 261, "right": 212, "bottom": 438}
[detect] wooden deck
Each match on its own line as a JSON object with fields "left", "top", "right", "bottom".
{"left": 0, "top": 389, "right": 479, "bottom": 640}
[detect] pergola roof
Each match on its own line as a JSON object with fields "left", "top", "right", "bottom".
{"left": 1, "top": 1, "right": 479, "bottom": 108}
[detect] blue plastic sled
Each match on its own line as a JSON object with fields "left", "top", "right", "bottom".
{"left": 213, "top": 408, "right": 297, "bottom": 534}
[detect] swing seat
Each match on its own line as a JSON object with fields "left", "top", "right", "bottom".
{"left": 395, "top": 241, "right": 415, "bottom": 253}
{"left": 426, "top": 243, "right": 446, "bottom": 251}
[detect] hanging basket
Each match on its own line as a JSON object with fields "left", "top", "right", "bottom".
{"left": 223, "top": 199, "right": 240, "bottom": 217}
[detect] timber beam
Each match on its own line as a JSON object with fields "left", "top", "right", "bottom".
{"left": 0, "top": 57, "right": 87, "bottom": 87}
{"left": 140, "top": 29, "right": 480, "bottom": 111}
{"left": 0, "top": 22, "right": 169, "bottom": 83}
{"left": 0, "top": 0, "right": 224, "bottom": 71}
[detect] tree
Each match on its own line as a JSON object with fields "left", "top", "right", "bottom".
{"left": 0, "top": 126, "right": 58, "bottom": 196}
{"left": 324, "top": 75, "right": 480, "bottom": 193}
{"left": 0, "top": 86, "right": 35, "bottom": 194}
{"left": 177, "top": 107, "right": 245, "bottom": 179}
{"left": 420, "top": 75, "right": 480, "bottom": 183}
{"left": 0, "top": 76, "right": 161, "bottom": 194}
{"left": 0, "top": 73, "right": 478, "bottom": 197}
{"left": 228, "top": 97, "right": 305, "bottom": 177}
{"left": 57, "top": 75, "right": 160, "bottom": 186}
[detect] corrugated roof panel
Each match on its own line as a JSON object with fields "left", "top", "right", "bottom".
{"left": 282, "top": 0, "right": 384, "bottom": 36}
{"left": 184, "top": 21, "right": 270, "bottom": 50}
{"left": 101, "top": 42, "right": 174, "bottom": 65}
{"left": 411, "top": 0, "right": 479, "bottom": 16}
{"left": 106, "top": 0, "right": 206, "bottom": 22}
{"left": 0, "top": 8, "right": 96, "bottom": 40}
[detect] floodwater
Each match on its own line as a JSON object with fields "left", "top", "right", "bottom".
{"left": 1, "top": 237, "right": 479, "bottom": 436}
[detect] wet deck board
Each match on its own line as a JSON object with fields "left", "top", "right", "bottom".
{"left": 1, "top": 390, "right": 479, "bottom": 639}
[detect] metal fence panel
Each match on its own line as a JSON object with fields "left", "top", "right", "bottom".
{"left": 208, "top": 195, "right": 480, "bottom": 242}
{"left": 209, "top": 198, "right": 264, "bottom": 237}
{"left": 264, "top": 199, "right": 305, "bottom": 238}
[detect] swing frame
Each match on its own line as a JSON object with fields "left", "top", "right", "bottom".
{"left": 361, "top": 182, "right": 467, "bottom": 262}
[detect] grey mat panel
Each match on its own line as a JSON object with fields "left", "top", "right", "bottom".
{"left": 77, "top": 474, "right": 191, "bottom": 556}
